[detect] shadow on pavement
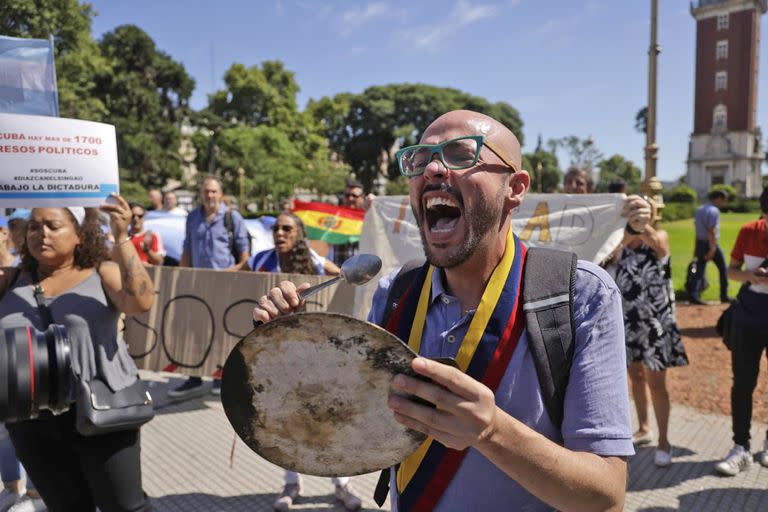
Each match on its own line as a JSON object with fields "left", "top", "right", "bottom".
{"left": 144, "top": 378, "right": 223, "bottom": 416}
{"left": 628, "top": 445, "right": 719, "bottom": 492}
{"left": 637, "top": 487, "right": 768, "bottom": 512}
{"left": 151, "top": 492, "right": 380, "bottom": 511}
{"left": 678, "top": 326, "right": 718, "bottom": 338}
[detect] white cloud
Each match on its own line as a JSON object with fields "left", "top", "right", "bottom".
{"left": 341, "top": 2, "right": 390, "bottom": 35}
{"left": 398, "top": 0, "right": 498, "bottom": 51}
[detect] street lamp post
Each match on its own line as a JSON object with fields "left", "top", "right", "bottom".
{"left": 238, "top": 167, "right": 245, "bottom": 214}
{"left": 536, "top": 161, "right": 543, "bottom": 193}
{"left": 642, "top": 0, "right": 664, "bottom": 217}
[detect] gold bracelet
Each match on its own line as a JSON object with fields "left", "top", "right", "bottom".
{"left": 116, "top": 237, "right": 131, "bottom": 247}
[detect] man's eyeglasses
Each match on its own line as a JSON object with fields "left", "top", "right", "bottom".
{"left": 272, "top": 224, "right": 294, "bottom": 233}
{"left": 344, "top": 192, "right": 363, "bottom": 199}
{"left": 395, "top": 135, "right": 518, "bottom": 178}
{"left": 132, "top": 213, "right": 144, "bottom": 219}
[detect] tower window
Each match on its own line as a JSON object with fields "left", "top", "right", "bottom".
{"left": 717, "top": 13, "right": 729, "bottom": 30}
{"left": 716, "top": 40, "right": 728, "bottom": 60}
{"left": 715, "top": 71, "right": 727, "bottom": 91}
{"left": 713, "top": 104, "right": 727, "bottom": 131}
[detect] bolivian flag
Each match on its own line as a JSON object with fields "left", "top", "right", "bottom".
{"left": 292, "top": 200, "right": 365, "bottom": 244}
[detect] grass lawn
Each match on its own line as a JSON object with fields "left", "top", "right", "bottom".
{"left": 662, "top": 212, "right": 761, "bottom": 301}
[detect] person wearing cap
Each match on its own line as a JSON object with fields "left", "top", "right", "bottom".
{"left": 7, "top": 209, "right": 31, "bottom": 267}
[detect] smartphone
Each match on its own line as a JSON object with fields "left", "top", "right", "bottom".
{"left": 104, "top": 195, "right": 120, "bottom": 206}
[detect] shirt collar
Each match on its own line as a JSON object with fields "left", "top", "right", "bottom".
{"left": 430, "top": 266, "right": 453, "bottom": 304}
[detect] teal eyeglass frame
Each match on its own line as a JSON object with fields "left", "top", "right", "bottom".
{"left": 396, "top": 135, "right": 519, "bottom": 177}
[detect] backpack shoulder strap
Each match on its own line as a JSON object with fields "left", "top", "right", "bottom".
{"left": 522, "top": 247, "right": 577, "bottom": 429}
{"left": 381, "top": 258, "right": 425, "bottom": 327}
{"left": 223, "top": 209, "right": 236, "bottom": 256}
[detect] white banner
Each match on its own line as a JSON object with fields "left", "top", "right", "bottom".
{"left": 0, "top": 113, "right": 118, "bottom": 207}
{"left": 353, "top": 193, "right": 627, "bottom": 318}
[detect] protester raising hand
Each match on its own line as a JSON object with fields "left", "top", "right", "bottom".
{"left": 0, "top": 202, "right": 154, "bottom": 511}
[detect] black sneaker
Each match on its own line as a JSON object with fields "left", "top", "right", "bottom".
{"left": 689, "top": 296, "right": 707, "bottom": 305}
{"left": 211, "top": 378, "right": 222, "bottom": 396}
{"left": 168, "top": 377, "right": 205, "bottom": 399}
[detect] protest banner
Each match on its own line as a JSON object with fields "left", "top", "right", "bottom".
{"left": 351, "top": 193, "right": 627, "bottom": 318}
{"left": 124, "top": 266, "right": 340, "bottom": 376}
{"left": 0, "top": 112, "right": 119, "bottom": 207}
{"left": 0, "top": 35, "right": 58, "bottom": 117}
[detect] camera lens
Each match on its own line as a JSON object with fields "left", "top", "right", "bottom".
{"left": 0, "top": 325, "right": 72, "bottom": 422}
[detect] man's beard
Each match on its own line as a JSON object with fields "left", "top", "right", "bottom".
{"left": 416, "top": 185, "right": 505, "bottom": 269}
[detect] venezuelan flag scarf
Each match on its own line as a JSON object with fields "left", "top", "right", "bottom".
{"left": 385, "top": 229, "right": 527, "bottom": 512}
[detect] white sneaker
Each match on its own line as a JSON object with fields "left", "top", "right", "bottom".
{"left": 335, "top": 484, "right": 362, "bottom": 511}
{"left": 0, "top": 489, "right": 22, "bottom": 510}
{"left": 7, "top": 495, "right": 46, "bottom": 512}
{"left": 273, "top": 483, "right": 300, "bottom": 512}
{"left": 714, "top": 444, "right": 752, "bottom": 476}
{"left": 654, "top": 446, "right": 674, "bottom": 467}
{"left": 759, "top": 439, "right": 768, "bottom": 468}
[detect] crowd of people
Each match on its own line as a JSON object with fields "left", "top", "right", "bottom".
{"left": 0, "top": 108, "right": 766, "bottom": 511}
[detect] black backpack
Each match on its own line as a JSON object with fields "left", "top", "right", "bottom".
{"left": 374, "top": 247, "right": 576, "bottom": 506}
{"left": 223, "top": 209, "right": 252, "bottom": 263}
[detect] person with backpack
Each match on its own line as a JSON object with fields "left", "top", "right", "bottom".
{"left": 690, "top": 189, "right": 730, "bottom": 304}
{"left": 714, "top": 185, "right": 768, "bottom": 476}
{"left": 170, "top": 175, "right": 250, "bottom": 399}
{"left": 253, "top": 110, "right": 634, "bottom": 511}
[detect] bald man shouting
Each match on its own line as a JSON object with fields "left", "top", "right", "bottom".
{"left": 254, "top": 110, "right": 633, "bottom": 511}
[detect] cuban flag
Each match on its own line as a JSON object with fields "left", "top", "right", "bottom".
{"left": 0, "top": 35, "right": 59, "bottom": 116}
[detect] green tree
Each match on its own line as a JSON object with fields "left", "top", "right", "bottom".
{"left": 97, "top": 25, "right": 195, "bottom": 188}
{"left": 635, "top": 107, "right": 648, "bottom": 134}
{"left": 0, "top": 0, "right": 110, "bottom": 120}
{"left": 199, "top": 61, "right": 348, "bottom": 203}
{"left": 309, "top": 84, "right": 525, "bottom": 190}
{"left": 596, "top": 154, "right": 642, "bottom": 192}
{"left": 547, "top": 135, "right": 603, "bottom": 172}
{"left": 209, "top": 61, "right": 302, "bottom": 131}
{"left": 522, "top": 150, "right": 560, "bottom": 193}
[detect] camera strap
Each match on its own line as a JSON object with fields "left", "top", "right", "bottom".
{"left": 32, "top": 271, "right": 54, "bottom": 328}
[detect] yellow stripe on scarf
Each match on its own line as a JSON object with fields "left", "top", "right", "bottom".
{"left": 396, "top": 229, "right": 516, "bottom": 492}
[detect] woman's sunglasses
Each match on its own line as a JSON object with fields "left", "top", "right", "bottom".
{"left": 271, "top": 224, "right": 294, "bottom": 233}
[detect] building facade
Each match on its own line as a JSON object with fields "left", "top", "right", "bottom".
{"left": 687, "top": 0, "right": 766, "bottom": 198}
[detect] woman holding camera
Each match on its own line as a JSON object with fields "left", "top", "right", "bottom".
{"left": 0, "top": 195, "right": 155, "bottom": 512}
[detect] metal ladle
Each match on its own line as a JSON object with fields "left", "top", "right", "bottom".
{"left": 298, "top": 253, "right": 382, "bottom": 301}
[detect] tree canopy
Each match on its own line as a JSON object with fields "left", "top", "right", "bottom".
{"left": 309, "top": 84, "right": 525, "bottom": 191}
{"left": 192, "top": 61, "right": 349, "bottom": 206}
{"left": 98, "top": 24, "right": 194, "bottom": 188}
{"left": 596, "top": 154, "right": 642, "bottom": 192}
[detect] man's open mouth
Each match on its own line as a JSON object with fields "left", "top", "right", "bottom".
{"left": 425, "top": 196, "right": 462, "bottom": 233}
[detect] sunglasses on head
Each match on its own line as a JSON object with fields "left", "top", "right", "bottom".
{"left": 272, "top": 224, "right": 294, "bottom": 233}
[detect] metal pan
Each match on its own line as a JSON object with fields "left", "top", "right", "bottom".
{"left": 221, "top": 312, "right": 426, "bottom": 476}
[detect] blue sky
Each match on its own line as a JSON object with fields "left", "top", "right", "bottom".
{"left": 89, "top": 0, "right": 768, "bottom": 183}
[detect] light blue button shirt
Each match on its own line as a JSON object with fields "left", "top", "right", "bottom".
{"left": 368, "top": 260, "right": 634, "bottom": 511}
{"left": 182, "top": 204, "right": 249, "bottom": 269}
{"left": 695, "top": 202, "right": 720, "bottom": 241}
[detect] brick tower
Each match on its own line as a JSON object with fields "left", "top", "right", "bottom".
{"left": 687, "top": 0, "right": 766, "bottom": 197}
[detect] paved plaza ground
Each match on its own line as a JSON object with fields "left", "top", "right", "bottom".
{"left": 139, "top": 371, "right": 768, "bottom": 511}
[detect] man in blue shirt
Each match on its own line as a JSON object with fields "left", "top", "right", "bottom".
{"left": 690, "top": 189, "right": 729, "bottom": 304}
{"left": 253, "top": 110, "right": 634, "bottom": 510}
{"left": 170, "top": 175, "right": 250, "bottom": 398}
